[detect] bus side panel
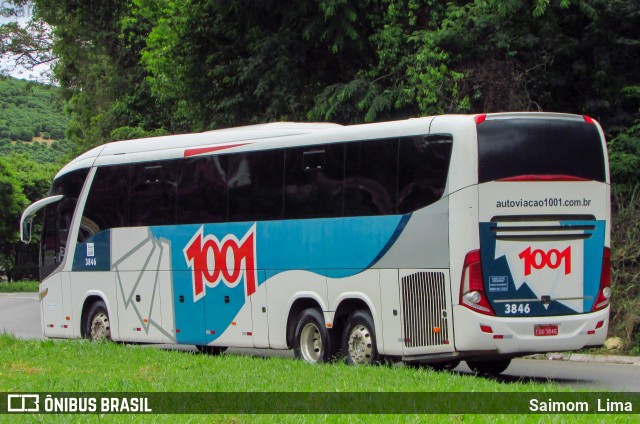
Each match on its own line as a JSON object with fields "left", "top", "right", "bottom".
{"left": 379, "top": 269, "right": 402, "bottom": 356}
{"left": 447, "top": 185, "right": 480, "bottom": 351}
{"left": 40, "top": 273, "right": 67, "bottom": 338}
{"left": 371, "top": 199, "right": 449, "bottom": 270}
{"left": 250, "top": 271, "right": 269, "bottom": 348}
{"left": 371, "top": 198, "right": 453, "bottom": 356}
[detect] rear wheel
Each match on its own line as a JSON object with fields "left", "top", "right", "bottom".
{"left": 85, "top": 300, "right": 111, "bottom": 342}
{"left": 196, "top": 345, "right": 227, "bottom": 355}
{"left": 466, "top": 358, "right": 512, "bottom": 376}
{"left": 342, "top": 310, "right": 379, "bottom": 365}
{"left": 293, "top": 308, "right": 336, "bottom": 363}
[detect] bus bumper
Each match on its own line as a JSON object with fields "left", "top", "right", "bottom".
{"left": 452, "top": 305, "right": 610, "bottom": 354}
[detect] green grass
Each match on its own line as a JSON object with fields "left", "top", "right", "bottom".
{"left": 0, "top": 335, "right": 636, "bottom": 423}
{"left": 0, "top": 280, "right": 39, "bottom": 293}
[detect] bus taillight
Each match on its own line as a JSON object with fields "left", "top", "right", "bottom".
{"left": 592, "top": 247, "right": 611, "bottom": 311}
{"left": 460, "top": 250, "right": 495, "bottom": 316}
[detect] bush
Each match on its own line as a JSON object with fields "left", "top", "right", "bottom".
{"left": 609, "top": 186, "right": 640, "bottom": 354}
{"left": 609, "top": 123, "right": 640, "bottom": 197}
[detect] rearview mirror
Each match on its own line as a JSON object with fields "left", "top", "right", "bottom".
{"left": 21, "top": 217, "right": 33, "bottom": 244}
{"left": 19, "top": 195, "right": 64, "bottom": 244}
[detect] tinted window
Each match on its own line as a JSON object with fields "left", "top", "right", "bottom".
{"left": 478, "top": 119, "right": 606, "bottom": 183}
{"left": 397, "top": 135, "right": 453, "bottom": 214}
{"left": 130, "top": 161, "right": 178, "bottom": 227}
{"left": 284, "top": 144, "right": 344, "bottom": 219}
{"left": 79, "top": 165, "right": 129, "bottom": 241}
{"left": 228, "top": 150, "right": 284, "bottom": 221}
{"left": 344, "top": 139, "right": 398, "bottom": 216}
{"left": 177, "top": 156, "right": 228, "bottom": 224}
{"left": 41, "top": 168, "right": 89, "bottom": 279}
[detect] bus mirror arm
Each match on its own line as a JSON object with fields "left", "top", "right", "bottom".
{"left": 19, "top": 195, "right": 64, "bottom": 244}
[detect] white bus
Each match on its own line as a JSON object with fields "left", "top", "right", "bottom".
{"left": 21, "top": 112, "right": 611, "bottom": 374}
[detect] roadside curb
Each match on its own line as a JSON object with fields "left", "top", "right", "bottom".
{"left": 526, "top": 352, "right": 640, "bottom": 365}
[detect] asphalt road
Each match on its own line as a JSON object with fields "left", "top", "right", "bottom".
{"left": 1, "top": 293, "right": 639, "bottom": 391}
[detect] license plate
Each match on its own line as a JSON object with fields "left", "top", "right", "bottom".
{"left": 534, "top": 324, "right": 558, "bottom": 336}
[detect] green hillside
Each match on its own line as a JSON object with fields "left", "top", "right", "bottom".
{"left": 0, "top": 77, "right": 73, "bottom": 164}
{"left": 0, "top": 76, "right": 66, "bottom": 142}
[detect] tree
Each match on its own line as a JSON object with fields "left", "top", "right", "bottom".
{"left": 0, "top": 157, "right": 28, "bottom": 281}
{"left": 0, "top": 17, "right": 56, "bottom": 81}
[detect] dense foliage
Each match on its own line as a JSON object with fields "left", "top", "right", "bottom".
{"left": 0, "top": 0, "right": 638, "bottom": 352}
{"left": 0, "top": 152, "right": 59, "bottom": 281}
{"left": 19, "top": 0, "right": 638, "bottom": 144}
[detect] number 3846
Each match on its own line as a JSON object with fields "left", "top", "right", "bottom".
{"left": 505, "top": 303, "right": 531, "bottom": 314}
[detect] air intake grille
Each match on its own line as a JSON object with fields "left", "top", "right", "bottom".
{"left": 401, "top": 272, "right": 448, "bottom": 348}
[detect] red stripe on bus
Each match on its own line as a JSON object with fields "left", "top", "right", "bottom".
{"left": 184, "top": 143, "right": 252, "bottom": 157}
{"left": 496, "top": 175, "right": 590, "bottom": 182}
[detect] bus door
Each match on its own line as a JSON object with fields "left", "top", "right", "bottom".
{"left": 110, "top": 228, "right": 172, "bottom": 343}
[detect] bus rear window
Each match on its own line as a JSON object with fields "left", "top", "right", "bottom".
{"left": 477, "top": 119, "right": 606, "bottom": 183}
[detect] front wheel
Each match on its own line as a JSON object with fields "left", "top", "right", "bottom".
{"left": 342, "top": 310, "right": 379, "bottom": 365}
{"left": 466, "top": 358, "right": 512, "bottom": 376}
{"left": 84, "top": 300, "right": 111, "bottom": 342}
{"left": 293, "top": 308, "right": 336, "bottom": 363}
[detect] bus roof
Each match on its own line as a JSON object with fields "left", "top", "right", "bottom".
{"left": 54, "top": 113, "right": 598, "bottom": 179}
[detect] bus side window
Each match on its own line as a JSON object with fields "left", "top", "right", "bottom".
{"left": 130, "top": 161, "right": 178, "bottom": 227}
{"left": 344, "top": 139, "right": 398, "bottom": 216}
{"left": 79, "top": 165, "right": 130, "bottom": 241}
{"left": 177, "top": 155, "right": 228, "bottom": 225}
{"left": 228, "top": 149, "right": 284, "bottom": 222}
{"left": 284, "top": 144, "right": 344, "bottom": 219}
{"left": 397, "top": 135, "right": 453, "bottom": 214}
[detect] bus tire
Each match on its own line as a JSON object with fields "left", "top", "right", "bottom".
{"left": 466, "top": 358, "right": 511, "bottom": 376}
{"left": 293, "top": 308, "right": 335, "bottom": 363}
{"left": 196, "top": 345, "right": 227, "bottom": 355}
{"left": 342, "top": 310, "right": 379, "bottom": 365}
{"left": 85, "top": 300, "right": 111, "bottom": 342}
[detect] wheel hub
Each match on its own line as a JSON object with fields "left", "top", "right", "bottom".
{"left": 90, "top": 312, "right": 110, "bottom": 341}
{"left": 300, "top": 322, "right": 322, "bottom": 363}
{"left": 348, "top": 324, "right": 373, "bottom": 364}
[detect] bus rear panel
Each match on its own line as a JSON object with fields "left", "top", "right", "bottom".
{"left": 455, "top": 114, "right": 610, "bottom": 356}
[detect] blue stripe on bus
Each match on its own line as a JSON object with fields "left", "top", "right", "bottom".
{"left": 150, "top": 214, "right": 407, "bottom": 344}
